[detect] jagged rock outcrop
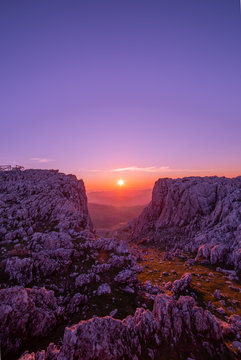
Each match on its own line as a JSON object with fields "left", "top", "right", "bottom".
{"left": 0, "top": 169, "right": 92, "bottom": 236}
{"left": 0, "top": 287, "right": 59, "bottom": 356}
{"left": 0, "top": 232, "right": 140, "bottom": 357}
{"left": 172, "top": 272, "right": 192, "bottom": 298}
{"left": 19, "top": 294, "right": 231, "bottom": 360}
{"left": 221, "top": 314, "right": 241, "bottom": 338}
{"left": 1, "top": 170, "right": 240, "bottom": 359}
{"left": 0, "top": 170, "right": 139, "bottom": 358}
{"left": 121, "top": 176, "right": 241, "bottom": 270}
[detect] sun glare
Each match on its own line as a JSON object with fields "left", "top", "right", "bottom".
{"left": 117, "top": 179, "right": 125, "bottom": 186}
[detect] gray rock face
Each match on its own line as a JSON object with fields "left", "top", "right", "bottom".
{"left": 19, "top": 294, "right": 230, "bottom": 360}
{"left": 97, "top": 283, "right": 111, "bottom": 296}
{"left": 0, "top": 287, "right": 58, "bottom": 357}
{"left": 0, "top": 169, "right": 92, "bottom": 235}
{"left": 220, "top": 314, "right": 241, "bottom": 338}
{"left": 1, "top": 171, "right": 239, "bottom": 360}
{"left": 172, "top": 272, "right": 192, "bottom": 297}
{"left": 142, "top": 280, "right": 164, "bottom": 295}
{"left": 0, "top": 170, "right": 139, "bottom": 358}
{"left": 1, "top": 232, "right": 139, "bottom": 358}
{"left": 121, "top": 176, "right": 241, "bottom": 269}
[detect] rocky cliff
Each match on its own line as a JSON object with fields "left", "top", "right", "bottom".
{"left": 0, "top": 169, "right": 92, "bottom": 236}
{"left": 121, "top": 176, "right": 241, "bottom": 270}
{"left": 0, "top": 170, "right": 139, "bottom": 359}
{"left": 1, "top": 171, "right": 240, "bottom": 359}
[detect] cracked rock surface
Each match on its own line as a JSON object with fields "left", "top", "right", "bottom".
{"left": 0, "top": 171, "right": 240, "bottom": 359}
{"left": 20, "top": 294, "right": 231, "bottom": 360}
{"left": 0, "top": 170, "right": 139, "bottom": 359}
{"left": 121, "top": 176, "right": 241, "bottom": 270}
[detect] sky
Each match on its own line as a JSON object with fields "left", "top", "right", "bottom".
{"left": 1, "top": 0, "right": 241, "bottom": 190}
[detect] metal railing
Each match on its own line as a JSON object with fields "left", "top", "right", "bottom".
{"left": 0, "top": 165, "right": 24, "bottom": 171}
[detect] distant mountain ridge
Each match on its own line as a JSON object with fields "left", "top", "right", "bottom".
{"left": 87, "top": 188, "right": 152, "bottom": 207}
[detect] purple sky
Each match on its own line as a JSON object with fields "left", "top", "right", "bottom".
{"left": 1, "top": 0, "right": 241, "bottom": 189}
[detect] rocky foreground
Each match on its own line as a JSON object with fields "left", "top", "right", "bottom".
{"left": 121, "top": 176, "right": 241, "bottom": 271}
{"left": 0, "top": 171, "right": 241, "bottom": 359}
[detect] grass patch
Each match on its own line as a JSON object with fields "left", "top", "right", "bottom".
{"left": 134, "top": 245, "right": 241, "bottom": 317}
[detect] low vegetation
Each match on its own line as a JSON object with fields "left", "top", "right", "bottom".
{"left": 135, "top": 245, "right": 241, "bottom": 318}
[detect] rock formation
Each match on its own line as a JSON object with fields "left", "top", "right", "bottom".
{"left": 19, "top": 294, "right": 231, "bottom": 360}
{"left": 0, "top": 287, "right": 59, "bottom": 356}
{"left": 0, "top": 170, "right": 139, "bottom": 359}
{"left": 1, "top": 171, "right": 240, "bottom": 359}
{"left": 121, "top": 176, "right": 241, "bottom": 270}
{"left": 172, "top": 272, "right": 192, "bottom": 297}
{"left": 0, "top": 169, "right": 92, "bottom": 235}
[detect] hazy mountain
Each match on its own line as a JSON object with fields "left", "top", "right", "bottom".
{"left": 88, "top": 202, "right": 146, "bottom": 231}
{"left": 87, "top": 188, "right": 152, "bottom": 207}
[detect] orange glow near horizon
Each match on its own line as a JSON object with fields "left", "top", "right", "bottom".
{"left": 77, "top": 167, "right": 241, "bottom": 192}
{"left": 85, "top": 176, "right": 152, "bottom": 191}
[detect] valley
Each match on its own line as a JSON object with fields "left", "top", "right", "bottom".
{"left": 88, "top": 202, "right": 146, "bottom": 236}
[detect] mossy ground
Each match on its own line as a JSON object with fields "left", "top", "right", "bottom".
{"left": 133, "top": 245, "right": 241, "bottom": 318}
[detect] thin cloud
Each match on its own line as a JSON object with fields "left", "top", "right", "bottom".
{"left": 172, "top": 168, "right": 218, "bottom": 173}
{"left": 29, "top": 157, "right": 55, "bottom": 163}
{"left": 79, "top": 166, "right": 218, "bottom": 174}
{"left": 85, "top": 169, "right": 103, "bottom": 173}
{"left": 113, "top": 166, "right": 170, "bottom": 173}
{"left": 79, "top": 168, "right": 104, "bottom": 173}
{"left": 113, "top": 166, "right": 218, "bottom": 173}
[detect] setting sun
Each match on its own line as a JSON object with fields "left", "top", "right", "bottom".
{"left": 117, "top": 179, "right": 125, "bottom": 186}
